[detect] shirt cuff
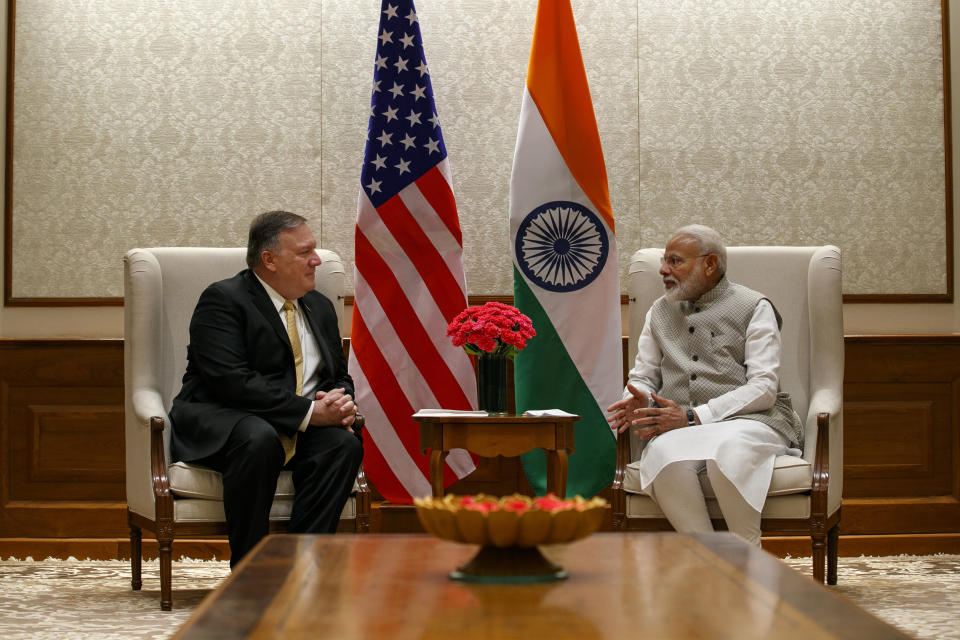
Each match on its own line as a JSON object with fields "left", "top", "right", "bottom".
{"left": 693, "top": 404, "right": 714, "bottom": 425}
{"left": 298, "top": 401, "right": 313, "bottom": 432}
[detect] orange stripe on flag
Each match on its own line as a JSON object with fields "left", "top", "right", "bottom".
{"left": 525, "top": 0, "right": 613, "bottom": 232}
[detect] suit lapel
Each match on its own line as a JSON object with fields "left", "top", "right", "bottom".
{"left": 244, "top": 271, "right": 291, "bottom": 348}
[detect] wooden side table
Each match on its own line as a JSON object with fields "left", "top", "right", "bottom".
{"left": 415, "top": 414, "right": 579, "bottom": 497}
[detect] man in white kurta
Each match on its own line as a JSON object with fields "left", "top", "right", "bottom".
{"left": 606, "top": 225, "right": 803, "bottom": 545}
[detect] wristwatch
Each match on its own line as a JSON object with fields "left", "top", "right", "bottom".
{"left": 686, "top": 408, "right": 696, "bottom": 426}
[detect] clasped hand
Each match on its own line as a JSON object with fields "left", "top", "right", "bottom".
{"left": 309, "top": 388, "right": 357, "bottom": 432}
{"left": 605, "top": 383, "right": 687, "bottom": 438}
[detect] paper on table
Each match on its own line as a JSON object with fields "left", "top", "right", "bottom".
{"left": 522, "top": 409, "right": 579, "bottom": 418}
{"left": 413, "top": 408, "right": 489, "bottom": 418}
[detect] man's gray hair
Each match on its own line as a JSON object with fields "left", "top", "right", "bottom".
{"left": 246, "top": 211, "right": 307, "bottom": 269}
{"left": 672, "top": 224, "right": 727, "bottom": 274}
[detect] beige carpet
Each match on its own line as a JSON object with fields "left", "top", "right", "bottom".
{"left": 0, "top": 554, "right": 957, "bottom": 639}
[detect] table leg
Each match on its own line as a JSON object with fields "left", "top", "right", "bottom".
{"left": 429, "top": 449, "right": 449, "bottom": 497}
{"left": 545, "top": 449, "right": 569, "bottom": 497}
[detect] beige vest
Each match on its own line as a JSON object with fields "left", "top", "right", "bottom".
{"left": 649, "top": 277, "right": 803, "bottom": 447}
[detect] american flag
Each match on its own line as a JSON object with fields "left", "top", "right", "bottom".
{"left": 348, "top": 0, "right": 477, "bottom": 503}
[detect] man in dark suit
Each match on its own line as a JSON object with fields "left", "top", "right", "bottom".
{"left": 170, "top": 210, "right": 363, "bottom": 567}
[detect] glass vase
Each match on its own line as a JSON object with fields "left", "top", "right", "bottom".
{"left": 477, "top": 353, "right": 508, "bottom": 415}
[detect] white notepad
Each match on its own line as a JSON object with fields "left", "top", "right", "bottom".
{"left": 412, "top": 408, "right": 489, "bottom": 418}
{"left": 522, "top": 409, "right": 578, "bottom": 417}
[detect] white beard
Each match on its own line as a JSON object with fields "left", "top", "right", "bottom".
{"left": 664, "top": 268, "right": 709, "bottom": 302}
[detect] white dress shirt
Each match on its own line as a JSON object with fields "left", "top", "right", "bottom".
{"left": 255, "top": 274, "right": 323, "bottom": 431}
{"left": 625, "top": 299, "right": 782, "bottom": 424}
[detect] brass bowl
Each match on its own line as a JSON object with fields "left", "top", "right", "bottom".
{"left": 414, "top": 493, "right": 607, "bottom": 548}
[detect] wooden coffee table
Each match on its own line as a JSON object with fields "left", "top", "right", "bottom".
{"left": 173, "top": 533, "right": 910, "bottom": 639}
{"left": 415, "top": 413, "right": 578, "bottom": 497}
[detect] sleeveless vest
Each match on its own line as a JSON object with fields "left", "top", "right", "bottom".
{"left": 649, "top": 277, "right": 803, "bottom": 447}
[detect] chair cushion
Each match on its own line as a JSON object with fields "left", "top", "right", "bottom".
{"left": 625, "top": 492, "right": 812, "bottom": 519}
{"left": 173, "top": 496, "right": 357, "bottom": 522}
{"left": 623, "top": 454, "right": 812, "bottom": 498}
{"left": 168, "top": 461, "right": 360, "bottom": 500}
{"left": 168, "top": 462, "right": 296, "bottom": 500}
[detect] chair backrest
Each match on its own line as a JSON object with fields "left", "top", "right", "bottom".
{"left": 627, "top": 246, "right": 843, "bottom": 466}
{"left": 123, "top": 247, "right": 345, "bottom": 519}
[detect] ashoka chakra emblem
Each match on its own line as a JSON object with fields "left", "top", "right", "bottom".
{"left": 515, "top": 200, "right": 609, "bottom": 293}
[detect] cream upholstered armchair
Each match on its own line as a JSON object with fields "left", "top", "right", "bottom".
{"left": 124, "top": 247, "right": 370, "bottom": 610}
{"left": 611, "top": 246, "right": 843, "bottom": 584}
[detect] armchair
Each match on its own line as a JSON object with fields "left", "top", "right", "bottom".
{"left": 610, "top": 246, "right": 843, "bottom": 584}
{"left": 124, "top": 247, "right": 370, "bottom": 610}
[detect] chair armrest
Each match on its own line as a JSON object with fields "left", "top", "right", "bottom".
{"left": 132, "top": 389, "right": 169, "bottom": 427}
{"left": 810, "top": 412, "right": 830, "bottom": 521}
{"left": 613, "top": 428, "right": 630, "bottom": 489}
{"left": 150, "top": 417, "right": 173, "bottom": 523}
{"left": 807, "top": 388, "right": 842, "bottom": 425}
{"left": 804, "top": 388, "right": 841, "bottom": 460}
{"left": 352, "top": 414, "right": 370, "bottom": 496}
{"left": 610, "top": 429, "right": 630, "bottom": 529}
{"left": 806, "top": 387, "right": 843, "bottom": 517}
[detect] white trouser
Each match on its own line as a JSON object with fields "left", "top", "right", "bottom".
{"left": 648, "top": 459, "right": 762, "bottom": 546}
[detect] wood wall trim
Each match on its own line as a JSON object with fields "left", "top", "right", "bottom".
{"left": 845, "top": 334, "right": 960, "bottom": 343}
{"left": 0, "top": 339, "right": 125, "bottom": 539}
{"left": 3, "top": 0, "right": 15, "bottom": 307}
{"left": 1, "top": 335, "right": 960, "bottom": 558}
{"left": 944, "top": 0, "right": 955, "bottom": 304}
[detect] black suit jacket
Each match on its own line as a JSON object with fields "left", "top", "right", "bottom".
{"left": 170, "top": 269, "right": 353, "bottom": 463}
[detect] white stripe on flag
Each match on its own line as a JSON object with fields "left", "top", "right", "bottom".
{"left": 353, "top": 270, "right": 439, "bottom": 409}
{"left": 397, "top": 188, "right": 468, "bottom": 289}
{"left": 347, "top": 349, "right": 432, "bottom": 499}
{"left": 356, "top": 196, "right": 478, "bottom": 402}
{"left": 353, "top": 270, "right": 476, "bottom": 479}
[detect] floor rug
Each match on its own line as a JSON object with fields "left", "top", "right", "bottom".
{"left": 0, "top": 554, "right": 957, "bottom": 639}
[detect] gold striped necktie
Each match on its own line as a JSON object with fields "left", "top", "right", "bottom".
{"left": 280, "top": 300, "right": 303, "bottom": 462}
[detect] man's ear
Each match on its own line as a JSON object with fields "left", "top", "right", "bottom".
{"left": 260, "top": 250, "right": 278, "bottom": 273}
{"left": 703, "top": 253, "right": 720, "bottom": 277}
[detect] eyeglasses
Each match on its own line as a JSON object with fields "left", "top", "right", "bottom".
{"left": 660, "top": 254, "right": 711, "bottom": 269}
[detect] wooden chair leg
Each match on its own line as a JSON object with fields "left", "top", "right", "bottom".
{"left": 827, "top": 523, "right": 840, "bottom": 585}
{"left": 811, "top": 531, "right": 827, "bottom": 583}
{"left": 158, "top": 535, "right": 173, "bottom": 611}
{"left": 129, "top": 523, "right": 142, "bottom": 591}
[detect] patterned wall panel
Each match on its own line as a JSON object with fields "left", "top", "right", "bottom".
{"left": 6, "top": 0, "right": 947, "bottom": 299}
{"left": 10, "top": 0, "right": 326, "bottom": 298}
{"left": 633, "top": 0, "right": 947, "bottom": 296}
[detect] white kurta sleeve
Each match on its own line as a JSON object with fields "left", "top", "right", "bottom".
{"left": 623, "top": 308, "right": 661, "bottom": 403}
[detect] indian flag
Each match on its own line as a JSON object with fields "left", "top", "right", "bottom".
{"left": 510, "top": 0, "right": 622, "bottom": 498}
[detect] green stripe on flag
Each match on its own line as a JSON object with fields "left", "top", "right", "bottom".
{"left": 513, "top": 269, "right": 616, "bottom": 497}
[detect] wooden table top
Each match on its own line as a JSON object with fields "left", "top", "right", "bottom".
{"left": 413, "top": 413, "right": 580, "bottom": 424}
{"left": 174, "top": 532, "right": 910, "bottom": 640}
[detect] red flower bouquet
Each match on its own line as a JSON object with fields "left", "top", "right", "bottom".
{"left": 446, "top": 302, "right": 536, "bottom": 358}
